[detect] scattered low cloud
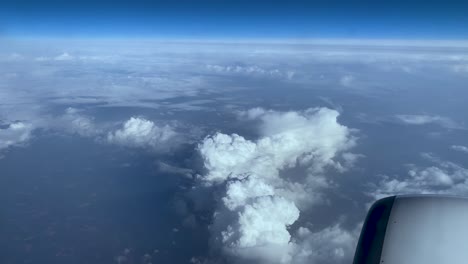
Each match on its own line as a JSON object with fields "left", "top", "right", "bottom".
{"left": 395, "top": 114, "right": 463, "bottom": 129}
{"left": 0, "top": 122, "right": 34, "bottom": 151}
{"left": 339, "top": 75, "right": 355, "bottom": 87}
{"left": 290, "top": 224, "right": 359, "bottom": 264}
{"left": 334, "top": 152, "right": 365, "bottom": 173}
{"left": 54, "top": 52, "right": 74, "bottom": 61}
{"left": 0, "top": 108, "right": 180, "bottom": 154}
{"left": 206, "top": 64, "right": 295, "bottom": 80}
{"left": 196, "top": 107, "right": 357, "bottom": 263}
{"left": 370, "top": 153, "right": 468, "bottom": 199}
{"left": 107, "top": 117, "right": 176, "bottom": 149}
{"left": 451, "top": 145, "right": 468, "bottom": 154}
{"left": 35, "top": 52, "right": 115, "bottom": 63}
{"left": 156, "top": 161, "right": 194, "bottom": 178}
{"left": 60, "top": 107, "right": 100, "bottom": 137}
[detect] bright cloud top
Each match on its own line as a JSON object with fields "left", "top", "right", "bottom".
{"left": 197, "top": 107, "right": 356, "bottom": 263}
{"left": 0, "top": 122, "right": 34, "bottom": 151}
{"left": 107, "top": 117, "right": 176, "bottom": 149}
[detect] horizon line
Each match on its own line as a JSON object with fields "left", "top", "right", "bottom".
{"left": 5, "top": 36, "right": 468, "bottom": 48}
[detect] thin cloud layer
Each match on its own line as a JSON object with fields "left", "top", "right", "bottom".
{"left": 452, "top": 64, "right": 468, "bottom": 73}
{"left": 395, "top": 114, "right": 441, "bottom": 125}
{"left": 60, "top": 107, "right": 100, "bottom": 137}
{"left": 340, "top": 75, "right": 355, "bottom": 87}
{"left": 107, "top": 117, "right": 176, "bottom": 149}
{"left": 197, "top": 108, "right": 357, "bottom": 263}
{"left": 3, "top": 39, "right": 468, "bottom": 118}
{"left": 451, "top": 145, "right": 468, "bottom": 154}
{"left": 395, "top": 114, "right": 462, "bottom": 129}
{"left": 206, "top": 64, "right": 295, "bottom": 79}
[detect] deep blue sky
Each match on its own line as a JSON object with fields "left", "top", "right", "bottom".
{"left": 1, "top": 0, "right": 468, "bottom": 39}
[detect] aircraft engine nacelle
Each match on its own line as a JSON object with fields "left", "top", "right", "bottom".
{"left": 353, "top": 195, "right": 468, "bottom": 264}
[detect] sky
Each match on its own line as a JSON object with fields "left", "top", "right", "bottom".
{"left": 2, "top": 0, "right": 468, "bottom": 39}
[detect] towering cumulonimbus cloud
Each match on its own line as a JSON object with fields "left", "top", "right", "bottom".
{"left": 107, "top": 117, "right": 176, "bottom": 149}
{"left": 196, "top": 108, "right": 357, "bottom": 263}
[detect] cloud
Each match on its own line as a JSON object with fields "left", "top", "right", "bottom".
{"left": 395, "top": 114, "right": 441, "bottom": 125}
{"left": 334, "top": 152, "right": 365, "bottom": 173}
{"left": 206, "top": 64, "right": 295, "bottom": 80}
{"left": 238, "top": 107, "right": 271, "bottom": 120}
{"left": 290, "top": 224, "right": 359, "bottom": 264}
{"left": 452, "top": 64, "right": 468, "bottom": 73}
{"left": 339, "top": 75, "right": 354, "bottom": 87}
{"left": 196, "top": 108, "right": 357, "bottom": 263}
{"left": 36, "top": 52, "right": 115, "bottom": 63}
{"left": 200, "top": 108, "right": 355, "bottom": 183}
{"left": 6, "top": 53, "right": 25, "bottom": 61}
{"left": 1, "top": 108, "right": 100, "bottom": 155}
{"left": 156, "top": 161, "right": 194, "bottom": 178}
{"left": 26, "top": 108, "right": 180, "bottom": 151}
{"left": 5, "top": 39, "right": 468, "bottom": 118}
{"left": 395, "top": 114, "right": 462, "bottom": 129}
{"left": 59, "top": 107, "right": 100, "bottom": 137}
{"left": 222, "top": 195, "right": 300, "bottom": 247}
{"left": 107, "top": 117, "right": 176, "bottom": 149}
{"left": 0, "top": 122, "right": 34, "bottom": 151}
{"left": 35, "top": 52, "right": 76, "bottom": 62}
{"left": 10, "top": 39, "right": 468, "bottom": 262}
{"left": 54, "top": 52, "right": 74, "bottom": 61}
{"left": 451, "top": 145, "right": 468, "bottom": 154}
{"left": 370, "top": 154, "right": 468, "bottom": 199}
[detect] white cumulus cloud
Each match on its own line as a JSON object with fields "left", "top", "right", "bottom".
{"left": 196, "top": 107, "right": 357, "bottom": 263}
{"left": 201, "top": 108, "right": 355, "bottom": 184}
{"left": 223, "top": 195, "right": 300, "bottom": 248}
{"left": 107, "top": 117, "right": 176, "bottom": 149}
{"left": 0, "top": 122, "right": 34, "bottom": 151}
